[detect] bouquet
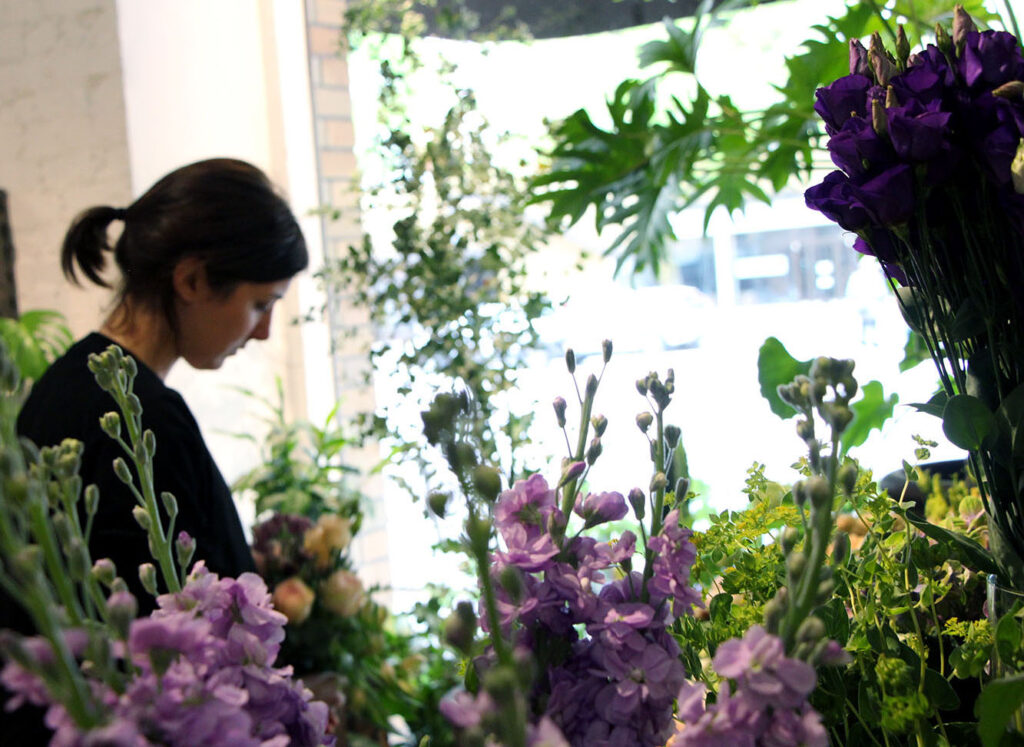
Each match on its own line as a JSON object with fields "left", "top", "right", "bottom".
{"left": 0, "top": 344, "right": 332, "bottom": 745}
{"left": 805, "top": 5, "right": 1024, "bottom": 583}
{"left": 425, "top": 345, "right": 851, "bottom": 746}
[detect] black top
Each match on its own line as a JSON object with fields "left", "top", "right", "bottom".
{"left": 2, "top": 332, "right": 255, "bottom": 742}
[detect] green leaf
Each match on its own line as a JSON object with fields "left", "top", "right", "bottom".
{"left": 996, "top": 614, "right": 1023, "bottom": 661}
{"left": 943, "top": 394, "right": 997, "bottom": 451}
{"left": 976, "top": 674, "right": 1024, "bottom": 747}
{"left": 923, "top": 667, "right": 960, "bottom": 711}
{"left": 900, "top": 329, "right": 931, "bottom": 372}
{"left": 756, "top": 337, "right": 811, "bottom": 419}
{"left": 840, "top": 380, "right": 898, "bottom": 456}
{"left": 908, "top": 390, "right": 950, "bottom": 419}
{"left": 905, "top": 512, "right": 999, "bottom": 576}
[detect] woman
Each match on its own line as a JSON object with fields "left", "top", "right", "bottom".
{"left": 4, "top": 158, "right": 309, "bottom": 741}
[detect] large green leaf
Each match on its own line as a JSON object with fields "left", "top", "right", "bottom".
{"left": 840, "top": 380, "right": 898, "bottom": 455}
{"left": 905, "top": 511, "right": 999, "bottom": 576}
{"left": 977, "top": 674, "right": 1024, "bottom": 747}
{"left": 943, "top": 394, "right": 997, "bottom": 451}
{"left": 756, "top": 337, "right": 811, "bottom": 419}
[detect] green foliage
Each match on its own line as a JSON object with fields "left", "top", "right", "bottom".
{"left": 757, "top": 336, "right": 811, "bottom": 418}
{"left": 0, "top": 309, "right": 72, "bottom": 385}
{"left": 230, "top": 380, "right": 362, "bottom": 521}
{"left": 529, "top": 0, "right": 1003, "bottom": 275}
{"left": 841, "top": 380, "right": 899, "bottom": 455}
{"left": 325, "top": 1, "right": 552, "bottom": 493}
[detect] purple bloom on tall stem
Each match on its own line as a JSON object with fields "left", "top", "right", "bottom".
{"left": 961, "top": 30, "right": 1024, "bottom": 90}
{"left": 495, "top": 473, "right": 560, "bottom": 540}
{"left": 574, "top": 490, "right": 628, "bottom": 526}
{"left": 813, "top": 74, "right": 873, "bottom": 135}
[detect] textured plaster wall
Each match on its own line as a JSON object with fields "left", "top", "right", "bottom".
{"left": 0, "top": 0, "right": 130, "bottom": 330}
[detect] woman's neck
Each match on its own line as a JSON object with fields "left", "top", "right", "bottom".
{"left": 99, "top": 302, "right": 179, "bottom": 380}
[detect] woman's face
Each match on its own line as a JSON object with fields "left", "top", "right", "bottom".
{"left": 175, "top": 276, "right": 291, "bottom": 370}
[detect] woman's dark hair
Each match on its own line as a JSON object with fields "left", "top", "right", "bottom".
{"left": 60, "top": 158, "right": 308, "bottom": 320}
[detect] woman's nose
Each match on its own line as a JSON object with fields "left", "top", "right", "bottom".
{"left": 250, "top": 310, "right": 273, "bottom": 341}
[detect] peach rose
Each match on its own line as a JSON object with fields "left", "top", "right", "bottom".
{"left": 321, "top": 569, "right": 364, "bottom": 617}
{"left": 302, "top": 515, "right": 353, "bottom": 569}
{"left": 272, "top": 576, "right": 316, "bottom": 624}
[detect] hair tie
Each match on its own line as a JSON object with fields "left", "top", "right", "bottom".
{"left": 112, "top": 207, "right": 128, "bottom": 221}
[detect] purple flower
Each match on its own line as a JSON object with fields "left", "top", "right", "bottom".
{"left": 813, "top": 74, "right": 873, "bottom": 135}
{"left": 574, "top": 491, "right": 628, "bottom": 527}
{"left": 853, "top": 164, "right": 916, "bottom": 227}
{"left": 496, "top": 523, "right": 560, "bottom": 572}
{"left": 128, "top": 614, "right": 212, "bottom": 672}
{"left": 827, "top": 116, "right": 893, "bottom": 177}
{"left": 495, "top": 473, "right": 560, "bottom": 541}
{"left": 760, "top": 706, "right": 828, "bottom": 747}
{"left": 804, "top": 171, "right": 872, "bottom": 232}
{"left": 712, "top": 626, "right": 817, "bottom": 710}
{"left": 961, "top": 30, "right": 1024, "bottom": 90}
{"left": 439, "top": 689, "right": 494, "bottom": 728}
{"left": 887, "top": 98, "right": 952, "bottom": 162}
{"left": 647, "top": 510, "right": 701, "bottom": 618}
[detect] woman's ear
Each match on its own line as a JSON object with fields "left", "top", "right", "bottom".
{"left": 171, "top": 256, "right": 209, "bottom": 303}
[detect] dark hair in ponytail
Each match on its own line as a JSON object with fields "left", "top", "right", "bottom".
{"left": 61, "top": 158, "right": 308, "bottom": 321}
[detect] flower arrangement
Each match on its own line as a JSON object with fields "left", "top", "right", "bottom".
{"left": 422, "top": 345, "right": 870, "bottom": 746}
{"left": 0, "top": 344, "right": 332, "bottom": 745}
{"left": 236, "top": 395, "right": 461, "bottom": 747}
{"left": 804, "top": 5, "right": 1024, "bottom": 582}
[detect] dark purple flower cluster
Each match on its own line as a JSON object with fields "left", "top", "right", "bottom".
{"left": 451, "top": 473, "right": 699, "bottom": 747}
{"left": 805, "top": 23, "right": 1024, "bottom": 278}
{"left": 1, "top": 562, "right": 332, "bottom": 746}
{"left": 251, "top": 513, "right": 316, "bottom": 578}
{"left": 668, "top": 626, "right": 826, "bottom": 747}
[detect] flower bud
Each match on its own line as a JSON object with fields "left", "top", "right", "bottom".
{"left": 175, "top": 531, "right": 196, "bottom": 570}
{"left": 585, "top": 374, "right": 598, "bottom": 398}
{"left": 650, "top": 472, "right": 667, "bottom": 493}
{"left": 91, "top": 558, "right": 117, "bottom": 587}
{"left": 84, "top": 484, "right": 100, "bottom": 516}
{"left": 806, "top": 476, "right": 832, "bottom": 510}
{"left": 143, "top": 430, "right": 157, "bottom": 459}
{"left": 832, "top": 532, "right": 850, "bottom": 564}
{"left": 125, "top": 394, "right": 143, "bottom": 418}
{"left": 559, "top": 460, "right": 586, "bottom": 486}
{"left": 591, "top": 414, "right": 608, "bottom": 437}
{"left": 499, "top": 565, "right": 525, "bottom": 603}
{"left": 565, "top": 349, "right": 576, "bottom": 374}
{"left": 602, "top": 339, "right": 613, "bottom": 363}
{"left": 869, "top": 32, "right": 895, "bottom": 87}
{"left": 871, "top": 97, "right": 887, "bottom": 136}
{"left": 837, "top": 463, "right": 858, "bottom": 496}
{"left": 112, "top": 457, "right": 133, "bottom": 485}
{"left": 161, "top": 491, "right": 178, "bottom": 520}
{"left": 786, "top": 551, "right": 806, "bottom": 578}
{"left": 272, "top": 577, "right": 316, "bottom": 624}
{"left": 443, "top": 600, "right": 477, "bottom": 654}
{"left": 138, "top": 563, "right": 158, "bottom": 596}
{"left": 848, "top": 37, "right": 870, "bottom": 76}
{"left": 953, "top": 6, "right": 977, "bottom": 53}
{"left": 628, "top": 488, "right": 646, "bottom": 520}
{"left": 762, "top": 589, "right": 787, "bottom": 632}
{"left": 781, "top": 527, "right": 800, "bottom": 554}
{"left": 796, "top": 615, "right": 826, "bottom": 644}
{"left": 994, "top": 81, "right": 1024, "bottom": 100}
{"left": 635, "top": 378, "right": 648, "bottom": 396}
{"left": 99, "top": 412, "right": 121, "bottom": 439}
{"left": 816, "top": 578, "right": 835, "bottom": 603}
{"left": 636, "top": 412, "right": 654, "bottom": 433}
{"left": 935, "top": 22, "right": 953, "bottom": 55}
{"left": 664, "top": 424, "right": 681, "bottom": 449}
{"left": 52, "top": 512, "right": 74, "bottom": 546}
{"left": 466, "top": 513, "right": 492, "bottom": 556}
{"left": 132, "top": 506, "right": 151, "bottom": 531}
{"left": 67, "top": 538, "right": 90, "bottom": 581}
{"left": 674, "top": 477, "right": 689, "bottom": 500}
{"left": 106, "top": 590, "right": 138, "bottom": 639}
{"left": 428, "top": 491, "right": 450, "bottom": 518}
{"left": 552, "top": 397, "right": 567, "bottom": 428}
{"left": 895, "top": 25, "right": 910, "bottom": 68}
{"left": 1012, "top": 139, "right": 1024, "bottom": 195}
{"left": 472, "top": 465, "right": 502, "bottom": 502}
{"left": 586, "top": 437, "right": 602, "bottom": 466}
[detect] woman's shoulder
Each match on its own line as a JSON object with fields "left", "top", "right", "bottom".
{"left": 18, "top": 332, "right": 194, "bottom": 444}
